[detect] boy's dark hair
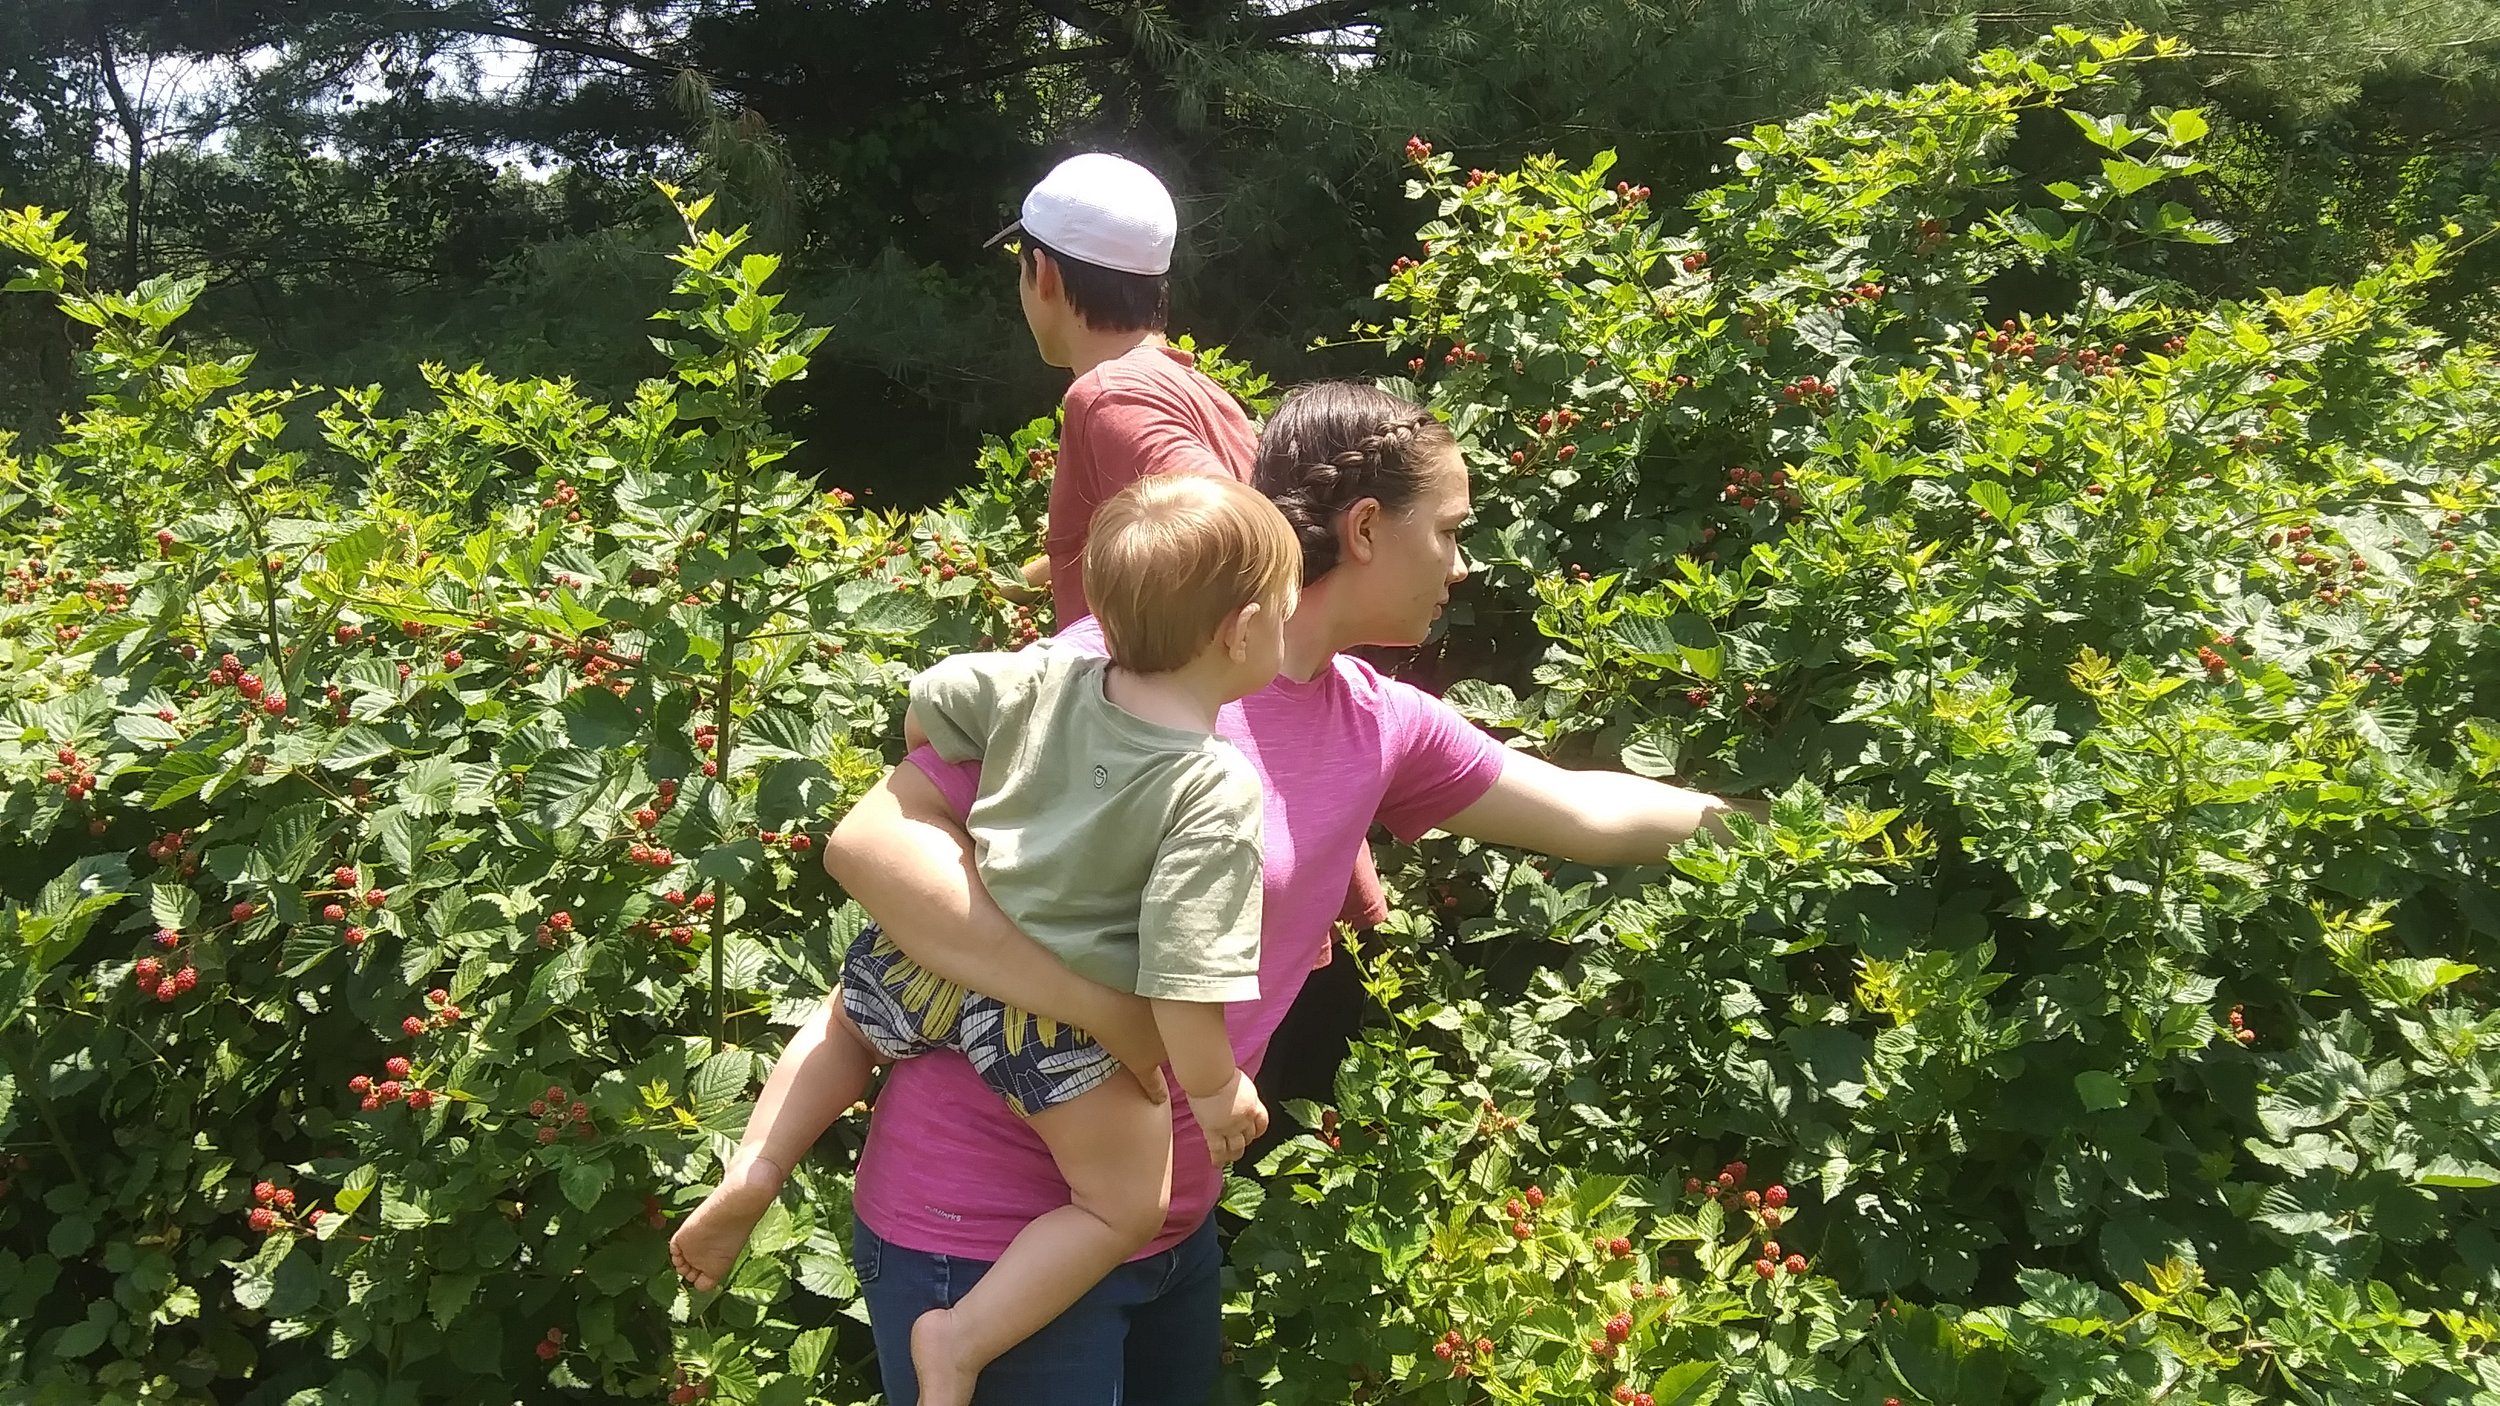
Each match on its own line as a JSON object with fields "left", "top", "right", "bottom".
{"left": 1022, "top": 241, "right": 1170, "bottom": 334}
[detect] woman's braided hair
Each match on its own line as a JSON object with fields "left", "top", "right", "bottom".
{"left": 1252, "top": 381, "right": 1458, "bottom": 585}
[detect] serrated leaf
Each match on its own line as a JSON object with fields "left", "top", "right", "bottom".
{"left": 691, "top": 1049, "right": 754, "bottom": 1114}
{"left": 795, "top": 1253, "right": 855, "bottom": 1300}
{"left": 558, "top": 687, "right": 643, "bottom": 750}
{"left": 558, "top": 1157, "right": 613, "bottom": 1212}
{"left": 1621, "top": 723, "right": 1682, "bottom": 779}
{"left": 847, "top": 588, "right": 938, "bottom": 638}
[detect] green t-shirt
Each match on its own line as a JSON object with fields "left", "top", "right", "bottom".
{"left": 908, "top": 647, "right": 1264, "bottom": 1005}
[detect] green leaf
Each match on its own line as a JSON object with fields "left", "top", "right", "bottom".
{"left": 1969, "top": 480, "right": 2016, "bottom": 524}
{"left": 558, "top": 1157, "right": 613, "bottom": 1212}
{"left": 2065, "top": 110, "right": 2138, "bottom": 152}
{"left": 322, "top": 725, "right": 398, "bottom": 771}
{"left": 2417, "top": 1157, "right": 2500, "bottom": 1190}
{"left": 847, "top": 587, "right": 938, "bottom": 638}
{"left": 2160, "top": 107, "right": 2210, "bottom": 144}
{"left": 526, "top": 749, "right": 624, "bottom": 830}
{"left": 786, "top": 1326, "right": 834, "bottom": 1378}
{"left": 692, "top": 1049, "right": 755, "bottom": 1115}
{"left": 2073, "top": 1070, "right": 2128, "bottom": 1112}
{"left": 558, "top": 687, "right": 643, "bottom": 750}
{"left": 1879, "top": 1300, "right": 2008, "bottom": 1406}
{"left": 796, "top": 1253, "right": 856, "bottom": 1301}
{"left": 1611, "top": 611, "right": 1722, "bottom": 679}
{"left": 51, "top": 1299, "right": 115, "bottom": 1358}
{"left": 1620, "top": 723, "right": 1682, "bottom": 779}
{"left": 1645, "top": 1360, "right": 1721, "bottom": 1406}
{"left": 2101, "top": 157, "right": 2165, "bottom": 197}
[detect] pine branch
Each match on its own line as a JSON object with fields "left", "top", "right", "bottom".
{"left": 1245, "top": 0, "right": 1404, "bottom": 42}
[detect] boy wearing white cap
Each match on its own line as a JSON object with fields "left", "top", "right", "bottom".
{"left": 998, "top": 153, "right": 1393, "bottom": 937}
{"left": 986, "top": 152, "right": 1261, "bottom": 626}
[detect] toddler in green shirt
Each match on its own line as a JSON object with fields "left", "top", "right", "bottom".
{"left": 674, "top": 470, "right": 1299, "bottom": 1405}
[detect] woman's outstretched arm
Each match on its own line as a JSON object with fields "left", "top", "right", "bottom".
{"left": 1436, "top": 750, "right": 1766, "bottom": 865}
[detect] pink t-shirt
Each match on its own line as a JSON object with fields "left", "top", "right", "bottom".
{"left": 1048, "top": 344, "right": 1258, "bottom": 624}
{"left": 851, "top": 619, "right": 1505, "bottom": 1259}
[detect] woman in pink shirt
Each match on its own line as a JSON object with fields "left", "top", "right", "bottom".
{"left": 742, "top": 382, "right": 1752, "bottom": 1403}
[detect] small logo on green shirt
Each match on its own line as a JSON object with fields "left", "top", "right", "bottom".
{"left": 1092, "top": 764, "right": 1109, "bottom": 788}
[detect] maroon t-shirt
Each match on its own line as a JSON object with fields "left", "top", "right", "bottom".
{"left": 1047, "top": 343, "right": 1258, "bottom": 623}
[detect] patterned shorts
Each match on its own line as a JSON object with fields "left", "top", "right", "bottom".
{"left": 839, "top": 924, "right": 1123, "bottom": 1118}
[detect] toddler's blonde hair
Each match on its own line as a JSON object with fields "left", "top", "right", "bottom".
{"left": 1084, "top": 472, "right": 1301, "bottom": 673}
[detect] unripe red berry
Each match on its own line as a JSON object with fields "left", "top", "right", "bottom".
{"left": 1764, "top": 1184, "right": 1788, "bottom": 1208}
{"left": 323, "top": 903, "right": 345, "bottom": 922}
{"left": 254, "top": 1180, "right": 278, "bottom": 1205}
{"left": 402, "top": 1016, "right": 426, "bottom": 1037}
{"left": 334, "top": 867, "right": 358, "bottom": 887}
{"left": 1511, "top": 1221, "right": 1532, "bottom": 1239}
{"left": 1755, "top": 1258, "right": 1777, "bottom": 1279}
{"left": 364, "top": 888, "right": 387, "bottom": 908}
{"left": 549, "top": 911, "right": 573, "bottom": 930}
{"left": 343, "top": 926, "right": 367, "bottom": 946}
{"left": 248, "top": 1207, "right": 277, "bottom": 1232}
{"left": 231, "top": 901, "right": 257, "bottom": 923}
{"left": 1784, "top": 1254, "right": 1807, "bottom": 1274}
{"left": 350, "top": 1075, "right": 372, "bottom": 1094}
{"left": 385, "top": 1056, "right": 411, "bottom": 1078}
{"left": 1524, "top": 1186, "right": 1545, "bottom": 1209}
{"left": 1609, "top": 1236, "right": 1632, "bottom": 1257}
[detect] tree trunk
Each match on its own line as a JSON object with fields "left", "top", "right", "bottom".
{"left": 94, "top": 28, "right": 144, "bottom": 290}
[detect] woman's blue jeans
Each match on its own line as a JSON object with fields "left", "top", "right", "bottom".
{"left": 852, "top": 1214, "right": 1223, "bottom": 1405}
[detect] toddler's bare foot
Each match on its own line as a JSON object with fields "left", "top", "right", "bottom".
{"left": 668, "top": 1150, "right": 786, "bottom": 1292}
{"left": 911, "top": 1306, "right": 978, "bottom": 1406}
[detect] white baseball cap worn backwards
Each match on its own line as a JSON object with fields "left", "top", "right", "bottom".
{"left": 986, "top": 152, "right": 1177, "bottom": 277}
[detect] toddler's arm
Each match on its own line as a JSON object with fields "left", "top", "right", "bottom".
{"left": 1153, "top": 999, "right": 1264, "bottom": 1166}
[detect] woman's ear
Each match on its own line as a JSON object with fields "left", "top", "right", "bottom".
{"left": 1337, "top": 497, "right": 1383, "bottom": 568}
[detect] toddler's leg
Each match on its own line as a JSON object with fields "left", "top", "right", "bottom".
{"left": 671, "top": 997, "right": 882, "bottom": 1291}
{"left": 908, "top": 1077, "right": 1173, "bottom": 1406}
